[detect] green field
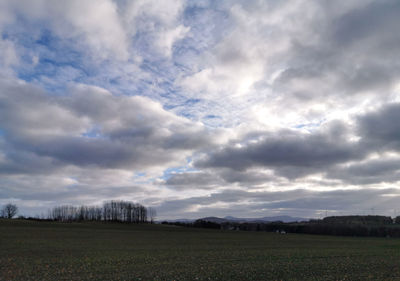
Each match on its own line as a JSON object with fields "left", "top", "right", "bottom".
{"left": 1, "top": 219, "right": 400, "bottom": 280}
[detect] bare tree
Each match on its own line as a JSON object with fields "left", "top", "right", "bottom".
{"left": 148, "top": 207, "right": 157, "bottom": 223}
{"left": 2, "top": 203, "right": 18, "bottom": 219}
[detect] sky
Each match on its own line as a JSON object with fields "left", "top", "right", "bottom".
{"left": 1, "top": 0, "right": 400, "bottom": 219}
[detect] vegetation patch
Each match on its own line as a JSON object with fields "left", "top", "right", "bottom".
{"left": 2, "top": 219, "right": 400, "bottom": 280}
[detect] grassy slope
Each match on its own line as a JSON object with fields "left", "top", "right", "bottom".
{"left": 1, "top": 219, "right": 400, "bottom": 280}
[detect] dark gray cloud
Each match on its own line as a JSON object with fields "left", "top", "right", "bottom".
{"left": 217, "top": 169, "right": 275, "bottom": 185}
{"left": 272, "top": 0, "right": 400, "bottom": 103}
{"left": 0, "top": 145, "right": 62, "bottom": 175}
{"left": 0, "top": 178, "right": 144, "bottom": 203}
{"left": 358, "top": 103, "right": 400, "bottom": 150}
{"left": 195, "top": 127, "right": 362, "bottom": 179}
{"left": 328, "top": 158, "right": 400, "bottom": 185}
{"left": 165, "top": 168, "right": 277, "bottom": 190}
{"left": 318, "top": 103, "right": 400, "bottom": 185}
{"left": 332, "top": 1, "right": 400, "bottom": 48}
{"left": 165, "top": 171, "right": 224, "bottom": 190}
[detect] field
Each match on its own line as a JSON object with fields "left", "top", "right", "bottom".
{"left": 1, "top": 220, "right": 400, "bottom": 280}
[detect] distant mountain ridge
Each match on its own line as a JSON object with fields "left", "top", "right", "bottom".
{"left": 164, "top": 215, "right": 309, "bottom": 223}
{"left": 222, "top": 215, "right": 309, "bottom": 223}
{"left": 162, "top": 218, "right": 195, "bottom": 223}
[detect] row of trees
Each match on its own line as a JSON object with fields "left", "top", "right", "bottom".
{"left": 162, "top": 215, "right": 400, "bottom": 238}
{"left": 322, "top": 215, "right": 394, "bottom": 225}
{"left": 0, "top": 203, "right": 18, "bottom": 219}
{"left": 48, "top": 200, "right": 156, "bottom": 223}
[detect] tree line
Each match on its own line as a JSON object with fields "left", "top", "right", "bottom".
{"left": 49, "top": 200, "right": 156, "bottom": 223}
{"left": 162, "top": 215, "right": 400, "bottom": 238}
{"left": 0, "top": 201, "right": 156, "bottom": 223}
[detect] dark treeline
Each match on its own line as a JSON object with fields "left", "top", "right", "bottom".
{"left": 48, "top": 200, "right": 156, "bottom": 223}
{"left": 321, "top": 215, "right": 393, "bottom": 225}
{"left": 162, "top": 215, "right": 400, "bottom": 238}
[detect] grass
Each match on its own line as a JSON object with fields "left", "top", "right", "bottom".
{"left": 1, "top": 219, "right": 400, "bottom": 280}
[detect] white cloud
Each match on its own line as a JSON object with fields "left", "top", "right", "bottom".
{"left": 2, "top": 0, "right": 129, "bottom": 61}
{"left": 123, "top": 0, "right": 189, "bottom": 57}
{"left": 52, "top": 0, "right": 129, "bottom": 60}
{"left": 0, "top": 39, "right": 18, "bottom": 68}
{"left": 156, "top": 24, "right": 190, "bottom": 57}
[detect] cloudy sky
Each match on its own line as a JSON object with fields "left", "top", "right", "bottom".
{"left": 1, "top": 0, "right": 400, "bottom": 219}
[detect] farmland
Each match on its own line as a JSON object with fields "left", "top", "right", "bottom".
{"left": 1, "top": 219, "right": 400, "bottom": 280}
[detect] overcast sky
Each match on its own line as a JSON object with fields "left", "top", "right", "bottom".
{"left": 1, "top": 0, "right": 400, "bottom": 219}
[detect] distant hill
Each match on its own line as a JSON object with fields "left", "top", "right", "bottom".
{"left": 198, "top": 217, "right": 228, "bottom": 224}
{"left": 161, "top": 218, "right": 195, "bottom": 223}
{"left": 161, "top": 215, "right": 309, "bottom": 224}
{"left": 199, "top": 215, "right": 309, "bottom": 223}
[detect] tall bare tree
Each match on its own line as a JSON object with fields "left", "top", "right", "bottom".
{"left": 148, "top": 207, "right": 157, "bottom": 223}
{"left": 2, "top": 203, "right": 18, "bottom": 219}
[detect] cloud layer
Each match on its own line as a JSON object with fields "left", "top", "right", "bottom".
{"left": 1, "top": 0, "right": 400, "bottom": 219}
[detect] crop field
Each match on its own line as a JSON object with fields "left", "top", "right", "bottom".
{"left": 1, "top": 220, "right": 400, "bottom": 280}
